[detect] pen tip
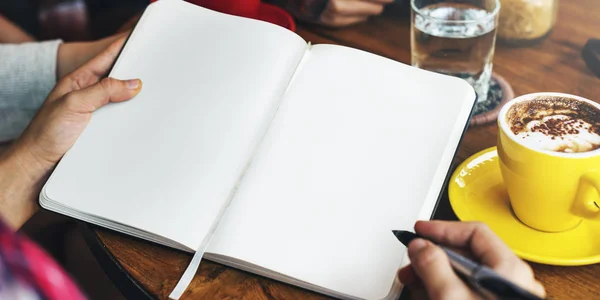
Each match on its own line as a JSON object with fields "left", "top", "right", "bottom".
{"left": 392, "top": 230, "right": 417, "bottom": 246}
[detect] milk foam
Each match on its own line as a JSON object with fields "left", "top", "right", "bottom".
{"left": 515, "top": 115, "right": 600, "bottom": 153}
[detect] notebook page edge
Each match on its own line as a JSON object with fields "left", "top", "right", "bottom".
{"left": 415, "top": 77, "right": 476, "bottom": 222}
{"left": 205, "top": 252, "right": 406, "bottom": 300}
{"left": 40, "top": 191, "right": 191, "bottom": 251}
{"left": 107, "top": 0, "right": 161, "bottom": 78}
{"left": 204, "top": 253, "right": 362, "bottom": 300}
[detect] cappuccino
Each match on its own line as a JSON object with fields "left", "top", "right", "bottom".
{"left": 506, "top": 96, "right": 600, "bottom": 153}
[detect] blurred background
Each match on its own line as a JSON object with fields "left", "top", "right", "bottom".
{"left": 0, "top": 0, "right": 147, "bottom": 41}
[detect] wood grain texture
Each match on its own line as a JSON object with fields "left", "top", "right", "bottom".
{"left": 92, "top": 0, "right": 600, "bottom": 298}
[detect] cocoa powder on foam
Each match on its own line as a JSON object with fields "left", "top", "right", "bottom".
{"left": 508, "top": 97, "right": 600, "bottom": 135}
{"left": 506, "top": 96, "right": 600, "bottom": 152}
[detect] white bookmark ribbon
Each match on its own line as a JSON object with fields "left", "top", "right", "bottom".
{"left": 167, "top": 238, "right": 210, "bottom": 299}
{"left": 168, "top": 40, "right": 314, "bottom": 300}
{"left": 167, "top": 177, "right": 249, "bottom": 299}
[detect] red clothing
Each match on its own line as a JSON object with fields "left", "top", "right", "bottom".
{"left": 0, "top": 221, "right": 85, "bottom": 300}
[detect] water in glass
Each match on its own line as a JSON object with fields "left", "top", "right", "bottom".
{"left": 412, "top": 3, "right": 497, "bottom": 102}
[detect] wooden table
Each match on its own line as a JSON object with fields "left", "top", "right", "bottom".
{"left": 85, "top": 0, "right": 600, "bottom": 299}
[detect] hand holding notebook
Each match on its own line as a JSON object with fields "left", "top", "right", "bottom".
{"left": 0, "top": 36, "right": 140, "bottom": 229}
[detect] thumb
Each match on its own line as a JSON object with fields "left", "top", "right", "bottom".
{"left": 63, "top": 77, "right": 142, "bottom": 113}
{"left": 407, "top": 239, "right": 472, "bottom": 300}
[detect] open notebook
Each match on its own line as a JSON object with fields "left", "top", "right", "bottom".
{"left": 40, "top": 0, "right": 476, "bottom": 299}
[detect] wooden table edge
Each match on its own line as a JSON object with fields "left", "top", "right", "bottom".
{"left": 80, "top": 222, "right": 154, "bottom": 300}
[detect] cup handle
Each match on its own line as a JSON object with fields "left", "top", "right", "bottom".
{"left": 573, "top": 171, "right": 600, "bottom": 220}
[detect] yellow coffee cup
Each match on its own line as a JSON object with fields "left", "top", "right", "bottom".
{"left": 497, "top": 92, "right": 600, "bottom": 232}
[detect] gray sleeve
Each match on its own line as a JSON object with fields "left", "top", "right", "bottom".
{"left": 0, "top": 39, "right": 62, "bottom": 142}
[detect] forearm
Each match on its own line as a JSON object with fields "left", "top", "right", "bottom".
{"left": 0, "top": 40, "right": 61, "bottom": 105}
{"left": 0, "top": 40, "right": 61, "bottom": 142}
{"left": 0, "top": 145, "right": 49, "bottom": 229}
{"left": 0, "top": 14, "right": 35, "bottom": 43}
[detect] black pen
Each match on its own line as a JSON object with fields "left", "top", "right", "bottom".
{"left": 392, "top": 230, "right": 544, "bottom": 300}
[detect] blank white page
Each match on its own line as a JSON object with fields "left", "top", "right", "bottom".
{"left": 208, "top": 45, "right": 475, "bottom": 299}
{"left": 42, "top": 0, "right": 306, "bottom": 250}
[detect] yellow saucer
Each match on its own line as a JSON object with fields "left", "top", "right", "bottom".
{"left": 448, "top": 147, "right": 600, "bottom": 266}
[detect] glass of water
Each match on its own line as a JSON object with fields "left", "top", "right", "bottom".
{"left": 411, "top": 0, "right": 500, "bottom": 105}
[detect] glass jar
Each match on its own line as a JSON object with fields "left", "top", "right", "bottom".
{"left": 498, "top": 0, "right": 559, "bottom": 46}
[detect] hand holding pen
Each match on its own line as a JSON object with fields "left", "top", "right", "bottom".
{"left": 395, "top": 221, "right": 546, "bottom": 300}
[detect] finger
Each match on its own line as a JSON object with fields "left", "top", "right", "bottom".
{"left": 397, "top": 265, "right": 418, "bottom": 286}
{"left": 50, "top": 36, "right": 129, "bottom": 101}
{"left": 77, "top": 34, "right": 128, "bottom": 79}
{"left": 530, "top": 280, "right": 547, "bottom": 299}
{"left": 415, "top": 221, "right": 517, "bottom": 269}
{"left": 62, "top": 77, "right": 141, "bottom": 114}
{"left": 326, "top": 0, "right": 385, "bottom": 17}
{"left": 415, "top": 221, "right": 546, "bottom": 298}
{"left": 407, "top": 238, "right": 472, "bottom": 300}
{"left": 320, "top": 13, "right": 369, "bottom": 27}
{"left": 397, "top": 266, "right": 427, "bottom": 300}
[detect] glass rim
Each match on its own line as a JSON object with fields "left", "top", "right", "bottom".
{"left": 411, "top": 0, "right": 501, "bottom": 24}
